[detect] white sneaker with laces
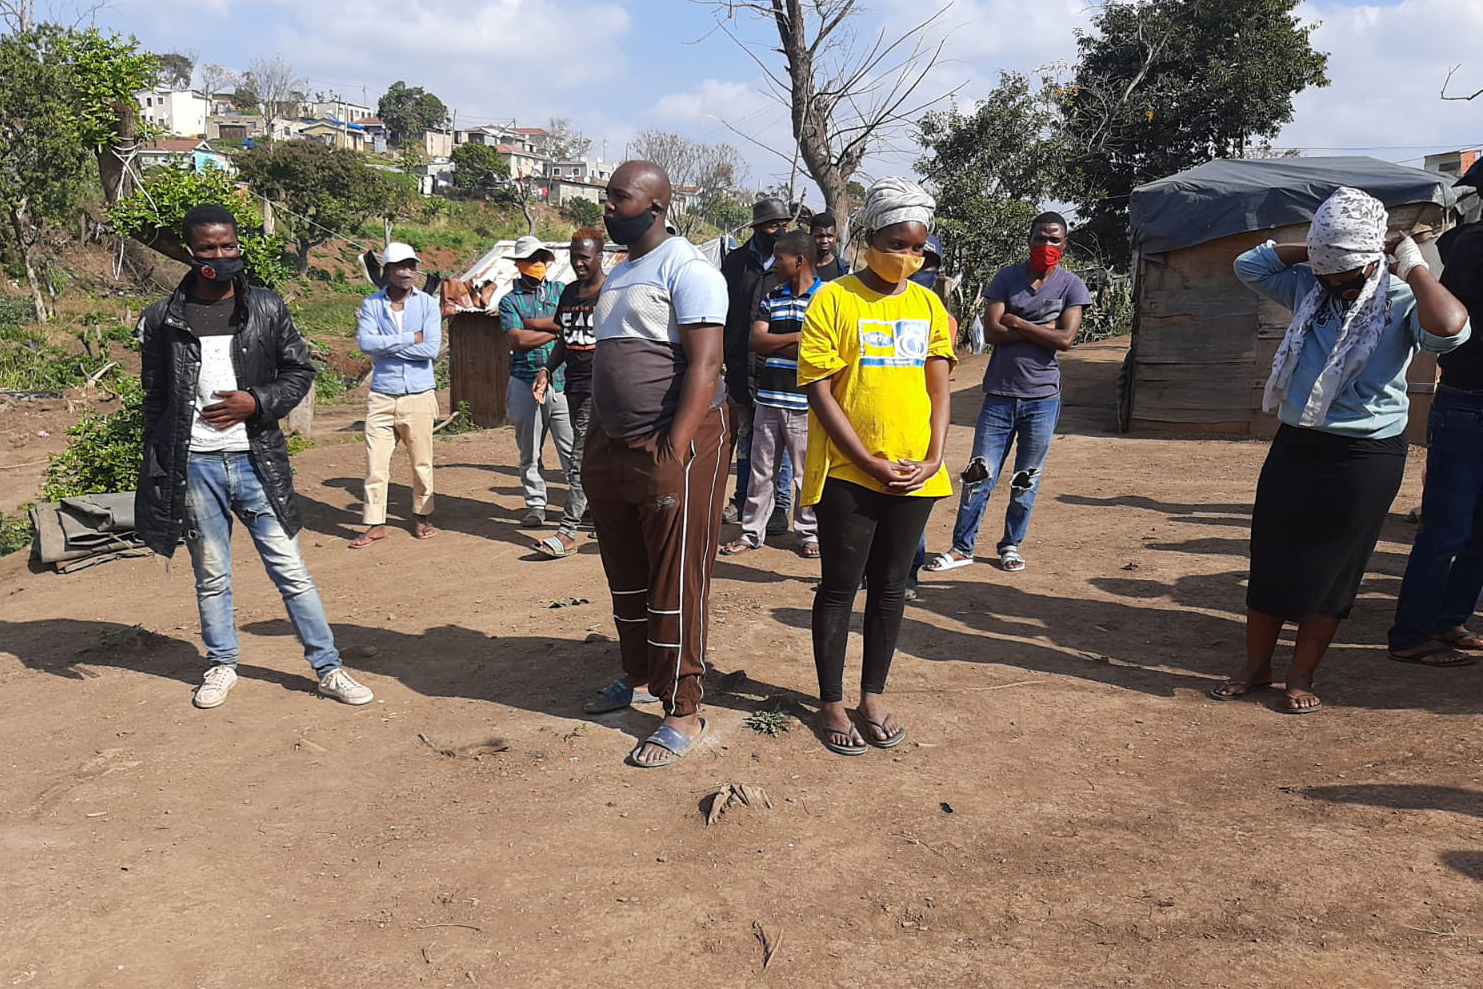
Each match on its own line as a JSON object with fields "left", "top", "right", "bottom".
{"left": 318, "top": 668, "right": 374, "bottom": 705}
{"left": 194, "top": 664, "right": 238, "bottom": 709}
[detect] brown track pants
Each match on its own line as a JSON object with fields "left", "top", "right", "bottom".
{"left": 583, "top": 405, "right": 731, "bottom": 718}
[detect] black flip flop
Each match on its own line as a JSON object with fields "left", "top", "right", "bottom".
{"left": 857, "top": 713, "right": 907, "bottom": 749}
{"left": 1387, "top": 644, "right": 1476, "bottom": 667}
{"left": 1208, "top": 680, "right": 1273, "bottom": 701}
{"left": 820, "top": 723, "right": 868, "bottom": 756}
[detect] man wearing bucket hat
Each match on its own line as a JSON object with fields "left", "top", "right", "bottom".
{"left": 351, "top": 241, "right": 442, "bottom": 548}
{"left": 722, "top": 197, "right": 794, "bottom": 528}
{"left": 499, "top": 234, "right": 576, "bottom": 528}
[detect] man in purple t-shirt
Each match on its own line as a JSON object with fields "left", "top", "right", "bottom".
{"left": 926, "top": 212, "right": 1092, "bottom": 573}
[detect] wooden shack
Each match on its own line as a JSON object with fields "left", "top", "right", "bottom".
{"left": 1121, "top": 157, "right": 1460, "bottom": 442}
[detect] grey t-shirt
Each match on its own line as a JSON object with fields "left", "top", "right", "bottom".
{"left": 981, "top": 264, "right": 1093, "bottom": 399}
{"left": 591, "top": 236, "right": 729, "bottom": 439}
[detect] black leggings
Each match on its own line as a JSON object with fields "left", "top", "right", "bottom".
{"left": 812, "top": 478, "right": 937, "bottom": 703}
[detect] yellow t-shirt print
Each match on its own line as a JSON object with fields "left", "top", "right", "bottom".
{"left": 797, "top": 275, "right": 957, "bottom": 506}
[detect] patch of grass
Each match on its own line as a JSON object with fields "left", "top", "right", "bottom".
{"left": 0, "top": 510, "right": 34, "bottom": 556}
{"left": 286, "top": 432, "right": 314, "bottom": 455}
{"left": 41, "top": 376, "right": 145, "bottom": 502}
{"left": 0, "top": 322, "right": 90, "bottom": 391}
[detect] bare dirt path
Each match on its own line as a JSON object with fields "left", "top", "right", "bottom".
{"left": 2, "top": 341, "right": 1480, "bottom": 988}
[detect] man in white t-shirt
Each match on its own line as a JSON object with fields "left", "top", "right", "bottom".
{"left": 582, "top": 161, "right": 731, "bottom": 768}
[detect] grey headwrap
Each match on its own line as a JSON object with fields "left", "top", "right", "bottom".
{"left": 857, "top": 177, "right": 935, "bottom": 234}
{"left": 1263, "top": 187, "right": 1391, "bottom": 426}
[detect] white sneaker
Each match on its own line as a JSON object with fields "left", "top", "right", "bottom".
{"left": 194, "top": 664, "right": 238, "bottom": 709}
{"left": 318, "top": 668, "right": 374, "bottom": 705}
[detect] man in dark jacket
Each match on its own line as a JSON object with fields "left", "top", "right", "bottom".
{"left": 720, "top": 197, "right": 791, "bottom": 524}
{"left": 136, "top": 204, "right": 374, "bottom": 710}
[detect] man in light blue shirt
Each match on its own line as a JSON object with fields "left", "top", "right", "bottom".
{"left": 351, "top": 241, "right": 442, "bottom": 548}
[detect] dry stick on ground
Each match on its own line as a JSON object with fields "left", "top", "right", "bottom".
{"left": 751, "top": 920, "right": 781, "bottom": 971}
{"left": 893, "top": 679, "right": 1046, "bottom": 695}
{"left": 432, "top": 410, "right": 464, "bottom": 434}
{"left": 413, "top": 924, "right": 483, "bottom": 933}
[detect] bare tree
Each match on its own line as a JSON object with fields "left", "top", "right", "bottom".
{"left": 199, "top": 63, "right": 236, "bottom": 106}
{"left": 694, "top": 0, "right": 954, "bottom": 235}
{"left": 0, "top": 0, "right": 112, "bottom": 32}
{"left": 631, "top": 129, "right": 703, "bottom": 188}
{"left": 546, "top": 116, "right": 592, "bottom": 159}
{"left": 1441, "top": 65, "right": 1483, "bottom": 101}
{"left": 248, "top": 55, "right": 304, "bottom": 136}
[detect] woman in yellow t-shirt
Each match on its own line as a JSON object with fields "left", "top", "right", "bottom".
{"left": 797, "top": 177, "right": 957, "bottom": 756}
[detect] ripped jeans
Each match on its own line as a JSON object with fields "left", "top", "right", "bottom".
{"left": 185, "top": 451, "right": 341, "bottom": 675}
{"left": 950, "top": 393, "right": 1061, "bottom": 557}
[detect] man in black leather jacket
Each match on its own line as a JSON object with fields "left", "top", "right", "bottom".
{"left": 136, "top": 204, "right": 374, "bottom": 710}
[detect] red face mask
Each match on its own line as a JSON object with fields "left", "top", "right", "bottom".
{"left": 1030, "top": 243, "right": 1063, "bottom": 273}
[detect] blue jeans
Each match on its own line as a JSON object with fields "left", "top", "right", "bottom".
{"left": 951, "top": 393, "right": 1061, "bottom": 557}
{"left": 185, "top": 451, "right": 341, "bottom": 675}
{"left": 1388, "top": 387, "right": 1483, "bottom": 650}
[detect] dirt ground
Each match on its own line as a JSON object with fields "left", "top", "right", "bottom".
{"left": 2, "top": 340, "right": 1480, "bottom": 988}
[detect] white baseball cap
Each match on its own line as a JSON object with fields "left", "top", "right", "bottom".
{"left": 382, "top": 241, "right": 419, "bottom": 265}
{"left": 510, "top": 235, "right": 554, "bottom": 262}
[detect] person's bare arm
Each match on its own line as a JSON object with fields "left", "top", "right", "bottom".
{"left": 1407, "top": 267, "right": 1469, "bottom": 337}
{"left": 982, "top": 299, "right": 1022, "bottom": 345}
{"left": 1001, "top": 305, "right": 1083, "bottom": 352}
{"left": 506, "top": 327, "right": 557, "bottom": 350}
{"left": 1271, "top": 243, "right": 1309, "bottom": 267}
{"left": 751, "top": 319, "right": 800, "bottom": 355}
{"left": 660, "top": 323, "right": 725, "bottom": 461}
{"left": 805, "top": 377, "right": 912, "bottom": 489}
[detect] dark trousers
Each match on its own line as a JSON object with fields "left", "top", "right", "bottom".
{"left": 812, "top": 478, "right": 937, "bottom": 703}
{"left": 1389, "top": 386, "right": 1483, "bottom": 648}
{"left": 584, "top": 405, "right": 731, "bottom": 718}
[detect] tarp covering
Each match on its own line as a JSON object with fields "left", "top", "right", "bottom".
{"left": 29, "top": 492, "right": 150, "bottom": 573}
{"left": 1130, "top": 156, "right": 1458, "bottom": 255}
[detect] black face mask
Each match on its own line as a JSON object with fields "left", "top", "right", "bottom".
{"left": 753, "top": 229, "right": 778, "bottom": 256}
{"left": 190, "top": 254, "right": 246, "bottom": 284}
{"left": 604, "top": 208, "right": 657, "bottom": 246}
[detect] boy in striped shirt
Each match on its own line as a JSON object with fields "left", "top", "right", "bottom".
{"left": 723, "top": 230, "right": 820, "bottom": 557}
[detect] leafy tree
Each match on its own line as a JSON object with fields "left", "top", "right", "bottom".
{"left": 234, "top": 140, "right": 396, "bottom": 269}
{"left": 0, "top": 25, "right": 154, "bottom": 321}
{"left": 563, "top": 197, "right": 603, "bottom": 227}
{"left": 108, "top": 162, "right": 292, "bottom": 288}
{"left": 154, "top": 51, "right": 193, "bottom": 89}
{"left": 1064, "top": 0, "right": 1329, "bottom": 263}
{"left": 451, "top": 141, "right": 508, "bottom": 192}
{"left": 377, "top": 81, "right": 448, "bottom": 146}
{"left": 917, "top": 72, "right": 1070, "bottom": 298}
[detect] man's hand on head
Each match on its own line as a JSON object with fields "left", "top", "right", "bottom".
{"left": 201, "top": 390, "right": 258, "bottom": 428}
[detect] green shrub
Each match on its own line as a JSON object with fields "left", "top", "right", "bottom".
{"left": 41, "top": 375, "right": 145, "bottom": 501}
{"left": 285, "top": 432, "right": 314, "bottom": 455}
{"left": 1078, "top": 279, "right": 1134, "bottom": 343}
{"left": 0, "top": 323, "right": 89, "bottom": 391}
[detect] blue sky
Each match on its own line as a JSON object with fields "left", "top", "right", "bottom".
{"left": 98, "top": 0, "right": 1483, "bottom": 200}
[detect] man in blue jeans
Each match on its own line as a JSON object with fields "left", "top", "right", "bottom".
{"left": 1387, "top": 218, "right": 1483, "bottom": 668}
{"left": 926, "top": 212, "right": 1091, "bottom": 574}
{"left": 135, "top": 204, "right": 373, "bottom": 710}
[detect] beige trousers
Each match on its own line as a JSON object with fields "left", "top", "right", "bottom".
{"left": 363, "top": 389, "right": 437, "bottom": 525}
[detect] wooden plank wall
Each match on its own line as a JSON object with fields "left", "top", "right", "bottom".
{"left": 448, "top": 313, "right": 510, "bottom": 428}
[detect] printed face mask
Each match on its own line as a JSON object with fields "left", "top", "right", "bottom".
{"left": 189, "top": 253, "right": 245, "bottom": 284}
{"left": 864, "top": 247, "right": 925, "bottom": 284}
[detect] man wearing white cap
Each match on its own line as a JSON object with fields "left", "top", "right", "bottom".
{"left": 350, "top": 241, "right": 442, "bottom": 548}
{"left": 499, "top": 235, "right": 575, "bottom": 528}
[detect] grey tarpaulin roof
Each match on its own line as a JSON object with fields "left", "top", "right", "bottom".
{"left": 1130, "top": 156, "right": 1457, "bottom": 255}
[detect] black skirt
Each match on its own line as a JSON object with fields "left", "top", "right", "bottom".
{"left": 1247, "top": 423, "right": 1407, "bottom": 621}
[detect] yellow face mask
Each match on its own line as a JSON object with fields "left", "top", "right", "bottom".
{"left": 864, "top": 247, "right": 925, "bottom": 284}
{"left": 516, "top": 260, "right": 548, "bottom": 281}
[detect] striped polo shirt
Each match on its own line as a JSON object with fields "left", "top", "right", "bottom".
{"left": 754, "top": 276, "right": 820, "bottom": 411}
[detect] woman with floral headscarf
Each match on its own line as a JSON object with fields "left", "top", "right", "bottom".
{"left": 797, "top": 177, "right": 956, "bottom": 753}
{"left": 1211, "top": 187, "right": 1471, "bottom": 713}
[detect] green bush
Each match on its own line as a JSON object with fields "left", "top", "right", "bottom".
{"left": 0, "top": 323, "right": 89, "bottom": 390}
{"left": 0, "top": 511, "right": 33, "bottom": 556}
{"left": 41, "top": 375, "right": 145, "bottom": 501}
{"left": 1078, "top": 279, "right": 1134, "bottom": 343}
